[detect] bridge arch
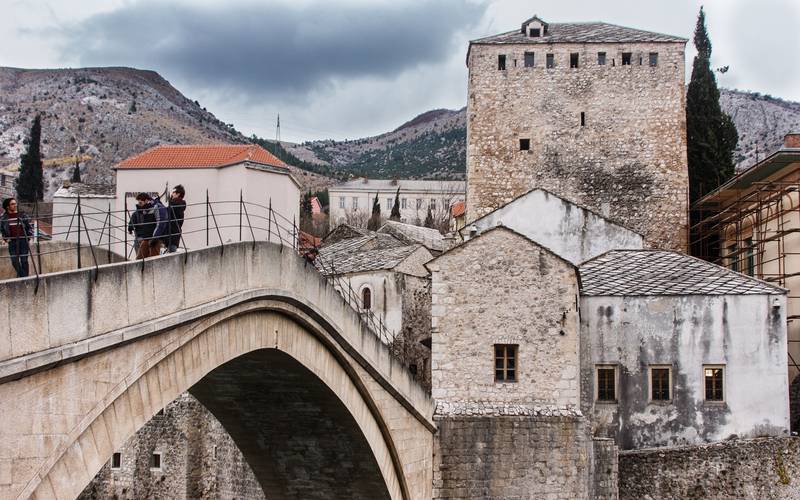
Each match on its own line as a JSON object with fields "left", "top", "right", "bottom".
{"left": 0, "top": 242, "right": 433, "bottom": 500}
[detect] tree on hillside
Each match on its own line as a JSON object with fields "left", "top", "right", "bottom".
{"left": 368, "top": 192, "right": 381, "bottom": 230}
{"left": 71, "top": 157, "right": 81, "bottom": 183}
{"left": 16, "top": 115, "right": 44, "bottom": 202}
{"left": 390, "top": 187, "right": 401, "bottom": 221}
{"left": 424, "top": 207, "right": 434, "bottom": 228}
{"left": 300, "top": 191, "right": 314, "bottom": 233}
{"left": 686, "top": 7, "right": 738, "bottom": 203}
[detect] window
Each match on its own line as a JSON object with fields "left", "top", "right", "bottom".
{"left": 494, "top": 344, "right": 517, "bottom": 382}
{"left": 546, "top": 53, "right": 555, "bottom": 68}
{"left": 352, "top": 197, "right": 358, "bottom": 210}
{"left": 570, "top": 53, "right": 579, "bottom": 68}
{"left": 362, "top": 287, "right": 372, "bottom": 310}
{"left": 498, "top": 54, "right": 506, "bottom": 70}
{"left": 580, "top": 112, "right": 585, "bottom": 127}
{"left": 401, "top": 198, "right": 407, "bottom": 209}
{"left": 622, "top": 52, "right": 632, "bottom": 65}
{"left": 728, "top": 243, "right": 738, "bottom": 272}
{"left": 416, "top": 198, "right": 423, "bottom": 210}
{"left": 519, "top": 138, "right": 530, "bottom": 151}
{"left": 529, "top": 28, "right": 540, "bottom": 37}
{"left": 596, "top": 365, "right": 617, "bottom": 402}
{"left": 111, "top": 452, "right": 122, "bottom": 470}
{"left": 430, "top": 198, "right": 436, "bottom": 210}
{"left": 704, "top": 366, "right": 724, "bottom": 401}
{"left": 650, "top": 366, "right": 671, "bottom": 402}
{"left": 524, "top": 52, "right": 535, "bottom": 67}
{"left": 150, "top": 452, "right": 162, "bottom": 471}
{"left": 338, "top": 197, "right": 345, "bottom": 209}
{"left": 649, "top": 52, "right": 658, "bottom": 67}
{"left": 745, "top": 237, "right": 755, "bottom": 276}
{"left": 386, "top": 197, "right": 393, "bottom": 210}
{"left": 598, "top": 52, "right": 606, "bottom": 65}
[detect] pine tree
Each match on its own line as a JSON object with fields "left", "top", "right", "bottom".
{"left": 390, "top": 187, "right": 401, "bottom": 221}
{"left": 424, "top": 207, "right": 434, "bottom": 228}
{"left": 686, "top": 7, "right": 738, "bottom": 203}
{"left": 71, "top": 158, "right": 82, "bottom": 183}
{"left": 368, "top": 192, "right": 381, "bottom": 230}
{"left": 16, "top": 115, "right": 44, "bottom": 202}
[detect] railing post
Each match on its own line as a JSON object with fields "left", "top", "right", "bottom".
{"left": 293, "top": 215, "right": 297, "bottom": 251}
{"left": 124, "top": 201, "right": 129, "bottom": 260}
{"left": 34, "top": 199, "right": 41, "bottom": 273}
{"left": 107, "top": 203, "right": 112, "bottom": 256}
{"left": 239, "top": 189, "right": 243, "bottom": 242}
{"left": 77, "top": 195, "right": 82, "bottom": 269}
{"left": 267, "top": 197, "right": 272, "bottom": 243}
{"left": 206, "top": 189, "right": 209, "bottom": 247}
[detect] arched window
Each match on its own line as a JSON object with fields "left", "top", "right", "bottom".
{"left": 362, "top": 287, "right": 372, "bottom": 310}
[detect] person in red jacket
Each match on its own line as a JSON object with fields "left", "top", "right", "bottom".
{"left": 0, "top": 198, "right": 34, "bottom": 278}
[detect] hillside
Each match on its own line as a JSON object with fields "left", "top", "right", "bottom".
{"left": 0, "top": 67, "right": 335, "bottom": 197}
{"left": 285, "top": 89, "right": 800, "bottom": 178}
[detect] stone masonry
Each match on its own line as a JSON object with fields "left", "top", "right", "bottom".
{"left": 467, "top": 19, "right": 689, "bottom": 251}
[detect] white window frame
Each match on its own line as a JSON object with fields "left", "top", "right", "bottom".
{"left": 338, "top": 197, "right": 345, "bottom": 209}
{"left": 352, "top": 197, "right": 358, "bottom": 210}
{"left": 648, "top": 364, "right": 672, "bottom": 403}
{"left": 150, "top": 451, "right": 163, "bottom": 472}
{"left": 401, "top": 198, "right": 407, "bottom": 209}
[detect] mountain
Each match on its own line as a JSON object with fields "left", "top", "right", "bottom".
{"left": 285, "top": 89, "right": 800, "bottom": 178}
{"left": 0, "top": 67, "right": 335, "bottom": 197}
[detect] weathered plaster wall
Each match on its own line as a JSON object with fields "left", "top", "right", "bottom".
{"left": 466, "top": 41, "right": 688, "bottom": 251}
{"left": 345, "top": 270, "right": 404, "bottom": 337}
{"left": 580, "top": 294, "right": 789, "bottom": 450}
{"left": 78, "top": 393, "right": 264, "bottom": 499}
{"left": 461, "top": 189, "right": 644, "bottom": 265}
{"left": 618, "top": 436, "right": 800, "bottom": 499}
{"left": 430, "top": 227, "right": 580, "bottom": 407}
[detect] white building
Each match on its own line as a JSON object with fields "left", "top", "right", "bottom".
{"left": 327, "top": 179, "right": 465, "bottom": 230}
{"left": 52, "top": 183, "right": 117, "bottom": 250}
{"left": 114, "top": 144, "right": 300, "bottom": 253}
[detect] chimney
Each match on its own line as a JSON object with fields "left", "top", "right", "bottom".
{"left": 785, "top": 133, "right": 800, "bottom": 149}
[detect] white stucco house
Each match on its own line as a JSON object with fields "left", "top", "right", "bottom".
{"left": 52, "top": 183, "right": 116, "bottom": 248}
{"left": 114, "top": 144, "right": 300, "bottom": 253}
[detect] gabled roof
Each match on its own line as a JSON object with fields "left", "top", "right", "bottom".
{"left": 471, "top": 21, "right": 687, "bottom": 45}
{"left": 378, "top": 221, "right": 445, "bottom": 253}
{"left": 116, "top": 144, "right": 289, "bottom": 170}
{"left": 579, "top": 250, "right": 785, "bottom": 296}
{"left": 317, "top": 232, "right": 424, "bottom": 275}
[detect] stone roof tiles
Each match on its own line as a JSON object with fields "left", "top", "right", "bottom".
{"left": 579, "top": 250, "right": 784, "bottom": 296}
{"left": 317, "top": 232, "right": 417, "bottom": 275}
{"left": 378, "top": 221, "right": 445, "bottom": 253}
{"left": 472, "top": 22, "right": 687, "bottom": 45}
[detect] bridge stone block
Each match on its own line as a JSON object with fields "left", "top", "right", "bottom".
{"left": 182, "top": 248, "right": 223, "bottom": 308}
{"left": 90, "top": 263, "right": 130, "bottom": 335}
{"left": 151, "top": 255, "right": 186, "bottom": 320}
{"left": 45, "top": 271, "right": 91, "bottom": 348}
{"left": 0, "top": 289, "right": 9, "bottom": 360}
{"left": 125, "top": 260, "right": 156, "bottom": 326}
{"left": 6, "top": 279, "right": 49, "bottom": 359}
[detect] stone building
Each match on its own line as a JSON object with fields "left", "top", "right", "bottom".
{"left": 466, "top": 15, "right": 689, "bottom": 251}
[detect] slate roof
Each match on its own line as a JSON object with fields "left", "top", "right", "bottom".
{"left": 316, "top": 232, "right": 421, "bottom": 275}
{"left": 53, "top": 183, "right": 115, "bottom": 198}
{"left": 116, "top": 144, "right": 288, "bottom": 170}
{"left": 472, "top": 22, "right": 687, "bottom": 45}
{"left": 579, "top": 250, "right": 784, "bottom": 296}
{"left": 378, "top": 221, "right": 445, "bottom": 253}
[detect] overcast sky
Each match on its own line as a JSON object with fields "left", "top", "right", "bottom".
{"left": 2, "top": 0, "right": 798, "bottom": 142}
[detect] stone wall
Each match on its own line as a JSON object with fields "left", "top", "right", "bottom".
{"left": 78, "top": 393, "right": 264, "bottom": 499}
{"left": 433, "top": 413, "right": 593, "bottom": 499}
{"left": 0, "top": 240, "right": 124, "bottom": 280}
{"left": 429, "top": 226, "right": 580, "bottom": 407}
{"left": 619, "top": 436, "right": 800, "bottom": 499}
{"left": 398, "top": 273, "right": 432, "bottom": 391}
{"left": 466, "top": 41, "right": 688, "bottom": 251}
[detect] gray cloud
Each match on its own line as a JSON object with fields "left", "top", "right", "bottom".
{"left": 59, "top": 0, "right": 486, "bottom": 101}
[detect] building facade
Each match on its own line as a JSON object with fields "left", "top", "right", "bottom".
{"left": 466, "top": 15, "right": 689, "bottom": 251}
{"left": 327, "top": 179, "right": 465, "bottom": 231}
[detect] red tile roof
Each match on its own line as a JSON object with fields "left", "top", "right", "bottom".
{"left": 451, "top": 200, "right": 465, "bottom": 218}
{"left": 116, "top": 144, "right": 289, "bottom": 170}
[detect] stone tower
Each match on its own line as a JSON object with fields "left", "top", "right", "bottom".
{"left": 466, "top": 15, "right": 689, "bottom": 251}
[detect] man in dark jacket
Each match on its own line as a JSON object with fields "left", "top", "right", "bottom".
{"left": 1, "top": 198, "right": 34, "bottom": 277}
{"left": 128, "top": 193, "right": 157, "bottom": 259}
{"left": 150, "top": 195, "right": 169, "bottom": 256}
{"left": 166, "top": 185, "right": 186, "bottom": 253}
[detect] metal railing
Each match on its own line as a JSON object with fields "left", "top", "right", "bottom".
{"left": 3, "top": 190, "right": 398, "bottom": 350}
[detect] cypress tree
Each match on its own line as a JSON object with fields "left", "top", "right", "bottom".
{"left": 16, "top": 115, "right": 44, "bottom": 202}
{"left": 390, "top": 187, "right": 401, "bottom": 221}
{"left": 424, "top": 207, "right": 435, "bottom": 228}
{"left": 71, "top": 158, "right": 82, "bottom": 183}
{"left": 368, "top": 192, "right": 381, "bottom": 230}
{"left": 686, "top": 7, "right": 738, "bottom": 203}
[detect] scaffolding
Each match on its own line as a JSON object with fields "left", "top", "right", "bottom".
{"left": 691, "top": 156, "right": 800, "bottom": 377}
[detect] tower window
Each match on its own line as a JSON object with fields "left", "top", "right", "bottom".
{"left": 111, "top": 452, "right": 122, "bottom": 470}
{"left": 362, "top": 287, "right": 372, "bottom": 310}
{"left": 498, "top": 54, "right": 506, "bottom": 70}
{"left": 570, "top": 53, "right": 579, "bottom": 68}
{"left": 524, "top": 52, "right": 535, "bottom": 67}
{"left": 519, "top": 138, "right": 530, "bottom": 151}
{"left": 598, "top": 52, "right": 606, "bottom": 65}
{"left": 529, "top": 28, "right": 541, "bottom": 37}
{"left": 622, "top": 52, "right": 632, "bottom": 65}
{"left": 649, "top": 52, "right": 659, "bottom": 67}
{"left": 546, "top": 53, "right": 555, "bottom": 68}
{"left": 495, "top": 344, "right": 518, "bottom": 382}
{"left": 150, "top": 452, "right": 162, "bottom": 471}
{"left": 580, "top": 112, "right": 585, "bottom": 127}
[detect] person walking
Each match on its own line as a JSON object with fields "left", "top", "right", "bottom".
{"left": 0, "top": 198, "right": 34, "bottom": 277}
{"left": 166, "top": 185, "right": 186, "bottom": 253}
{"left": 128, "top": 193, "right": 157, "bottom": 259}
{"left": 149, "top": 194, "right": 169, "bottom": 256}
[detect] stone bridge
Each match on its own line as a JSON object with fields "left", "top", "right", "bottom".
{"left": 0, "top": 242, "right": 435, "bottom": 500}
